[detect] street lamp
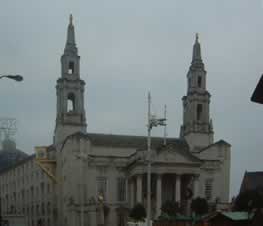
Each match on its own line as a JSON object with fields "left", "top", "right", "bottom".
{"left": 251, "top": 74, "right": 263, "bottom": 104}
{"left": 0, "top": 75, "right": 23, "bottom": 82}
{"left": 76, "top": 152, "right": 88, "bottom": 226}
{"left": 0, "top": 73, "right": 23, "bottom": 226}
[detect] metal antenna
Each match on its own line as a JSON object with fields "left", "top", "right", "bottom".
{"left": 0, "top": 118, "right": 17, "bottom": 148}
{"left": 163, "top": 105, "right": 167, "bottom": 146}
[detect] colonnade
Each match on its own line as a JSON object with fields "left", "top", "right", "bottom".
{"left": 129, "top": 173, "right": 199, "bottom": 218}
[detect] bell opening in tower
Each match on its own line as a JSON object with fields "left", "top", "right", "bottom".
{"left": 197, "top": 104, "right": 202, "bottom": 121}
{"left": 68, "top": 61, "right": 74, "bottom": 74}
{"left": 198, "top": 76, "right": 202, "bottom": 88}
{"left": 67, "top": 93, "right": 75, "bottom": 112}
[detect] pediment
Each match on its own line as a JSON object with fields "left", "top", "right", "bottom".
{"left": 153, "top": 146, "right": 201, "bottom": 164}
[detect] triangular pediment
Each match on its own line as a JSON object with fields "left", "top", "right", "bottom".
{"left": 153, "top": 145, "right": 201, "bottom": 164}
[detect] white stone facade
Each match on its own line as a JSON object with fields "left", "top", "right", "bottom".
{"left": 0, "top": 17, "right": 231, "bottom": 226}
{"left": 0, "top": 154, "right": 56, "bottom": 226}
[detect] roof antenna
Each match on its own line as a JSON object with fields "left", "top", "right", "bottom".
{"left": 163, "top": 104, "right": 167, "bottom": 146}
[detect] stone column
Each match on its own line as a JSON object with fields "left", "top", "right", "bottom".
{"left": 193, "top": 175, "right": 199, "bottom": 199}
{"left": 156, "top": 174, "right": 162, "bottom": 218}
{"left": 129, "top": 179, "right": 134, "bottom": 208}
{"left": 136, "top": 175, "right": 142, "bottom": 203}
{"left": 175, "top": 174, "right": 181, "bottom": 204}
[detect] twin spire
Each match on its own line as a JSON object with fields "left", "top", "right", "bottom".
{"left": 64, "top": 14, "right": 77, "bottom": 54}
{"left": 64, "top": 16, "right": 202, "bottom": 68}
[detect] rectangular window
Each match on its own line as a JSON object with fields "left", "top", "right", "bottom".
{"left": 117, "top": 178, "right": 126, "bottom": 202}
{"left": 205, "top": 178, "right": 213, "bottom": 201}
{"left": 97, "top": 177, "right": 107, "bottom": 200}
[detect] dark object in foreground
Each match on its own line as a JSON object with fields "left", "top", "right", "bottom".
{"left": 129, "top": 203, "right": 146, "bottom": 222}
{"left": 251, "top": 74, "right": 263, "bottom": 104}
{"left": 191, "top": 197, "right": 209, "bottom": 216}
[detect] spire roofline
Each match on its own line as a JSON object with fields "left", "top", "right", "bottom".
{"left": 64, "top": 14, "right": 77, "bottom": 55}
{"left": 191, "top": 33, "right": 203, "bottom": 68}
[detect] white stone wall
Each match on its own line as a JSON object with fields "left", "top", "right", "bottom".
{"left": 0, "top": 157, "right": 55, "bottom": 226}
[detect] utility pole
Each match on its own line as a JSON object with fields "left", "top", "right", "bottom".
{"left": 146, "top": 92, "right": 152, "bottom": 226}
{"left": 146, "top": 92, "right": 166, "bottom": 226}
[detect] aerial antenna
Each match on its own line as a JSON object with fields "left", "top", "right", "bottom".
{"left": 0, "top": 118, "right": 17, "bottom": 148}
{"left": 163, "top": 105, "right": 167, "bottom": 146}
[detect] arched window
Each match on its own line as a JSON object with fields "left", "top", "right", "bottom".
{"left": 198, "top": 76, "right": 202, "bottom": 88}
{"left": 67, "top": 93, "right": 75, "bottom": 112}
{"left": 68, "top": 61, "right": 74, "bottom": 74}
{"left": 197, "top": 104, "right": 202, "bottom": 121}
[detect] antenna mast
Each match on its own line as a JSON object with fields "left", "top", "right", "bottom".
{"left": 163, "top": 105, "right": 167, "bottom": 146}
{"left": 0, "top": 118, "right": 17, "bottom": 148}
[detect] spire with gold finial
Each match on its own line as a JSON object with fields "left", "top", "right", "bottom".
{"left": 65, "top": 14, "right": 77, "bottom": 54}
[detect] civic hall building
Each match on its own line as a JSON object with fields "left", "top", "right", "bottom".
{"left": 0, "top": 16, "right": 231, "bottom": 226}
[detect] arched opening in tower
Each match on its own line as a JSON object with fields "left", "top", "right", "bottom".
{"left": 67, "top": 93, "right": 75, "bottom": 112}
{"left": 197, "top": 104, "right": 202, "bottom": 121}
{"left": 68, "top": 61, "right": 74, "bottom": 74}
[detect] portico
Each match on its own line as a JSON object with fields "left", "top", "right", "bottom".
{"left": 128, "top": 145, "right": 202, "bottom": 217}
{"left": 129, "top": 171, "right": 200, "bottom": 218}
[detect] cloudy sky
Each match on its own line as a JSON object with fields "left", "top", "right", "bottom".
{"left": 1, "top": 0, "right": 263, "bottom": 197}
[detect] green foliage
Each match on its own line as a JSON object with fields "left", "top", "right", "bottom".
{"left": 234, "top": 189, "right": 263, "bottom": 211}
{"left": 191, "top": 197, "right": 208, "bottom": 216}
{"left": 129, "top": 203, "right": 146, "bottom": 222}
{"left": 161, "top": 200, "right": 180, "bottom": 216}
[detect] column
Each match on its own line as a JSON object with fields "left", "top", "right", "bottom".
{"left": 175, "top": 174, "right": 181, "bottom": 204}
{"left": 156, "top": 174, "right": 162, "bottom": 218}
{"left": 193, "top": 175, "right": 199, "bottom": 199}
{"left": 129, "top": 179, "right": 134, "bottom": 208}
{"left": 136, "top": 175, "right": 142, "bottom": 203}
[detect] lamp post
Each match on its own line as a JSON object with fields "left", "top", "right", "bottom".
{"left": 251, "top": 74, "right": 263, "bottom": 104}
{"left": 0, "top": 74, "right": 23, "bottom": 226}
{"left": 0, "top": 75, "right": 23, "bottom": 82}
{"left": 146, "top": 92, "right": 166, "bottom": 226}
{"left": 97, "top": 194, "right": 104, "bottom": 226}
{"left": 76, "top": 152, "right": 88, "bottom": 226}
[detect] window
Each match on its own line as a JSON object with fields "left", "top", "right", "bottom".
{"left": 205, "top": 178, "right": 213, "bottom": 201}
{"left": 67, "top": 93, "right": 75, "bottom": 112}
{"left": 41, "top": 202, "right": 45, "bottom": 215}
{"left": 97, "top": 177, "right": 107, "bottom": 200}
{"left": 198, "top": 76, "right": 202, "bottom": 88}
{"left": 47, "top": 202, "right": 51, "bottom": 215}
{"left": 197, "top": 104, "right": 202, "bottom": 121}
{"left": 68, "top": 61, "right": 74, "bottom": 74}
{"left": 117, "top": 178, "right": 126, "bottom": 202}
{"left": 118, "top": 214, "right": 125, "bottom": 226}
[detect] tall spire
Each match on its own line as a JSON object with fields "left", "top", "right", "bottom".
{"left": 64, "top": 14, "right": 77, "bottom": 54}
{"left": 191, "top": 33, "right": 203, "bottom": 68}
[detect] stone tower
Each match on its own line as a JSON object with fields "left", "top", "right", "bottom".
{"left": 180, "top": 34, "right": 213, "bottom": 151}
{"left": 54, "top": 15, "right": 87, "bottom": 145}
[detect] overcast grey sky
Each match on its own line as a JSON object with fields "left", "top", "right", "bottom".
{"left": 1, "top": 0, "right": 263, "bottom": 197}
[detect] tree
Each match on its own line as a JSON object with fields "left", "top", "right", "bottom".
{"left": 129, "top": 203, "right": 146, "bottom": 222}
{"left": 191, "top": 197, "right": 208, "bottom": 216}
{"left": 234, "top": 189, "right": 263, "bottom": 211}
{"left": 161, "top": 200, "right": 180, "bottom": 216}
